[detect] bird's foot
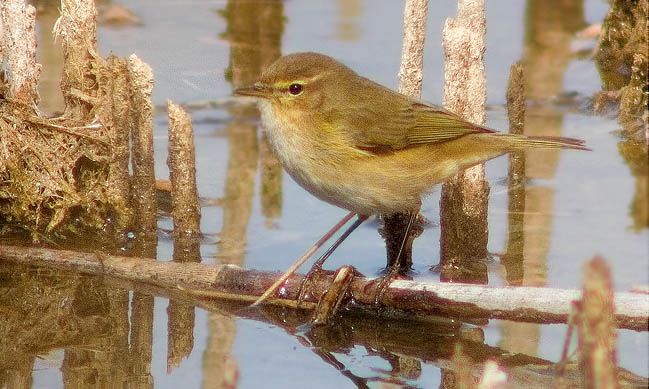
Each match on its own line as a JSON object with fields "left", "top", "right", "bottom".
{"left": 374, "top": 264, "right": 414, "bottom": 305}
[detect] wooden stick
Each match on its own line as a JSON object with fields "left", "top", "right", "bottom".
{"left": 1, "top": 0, "right": 40, "bottom": 104}
{"left": 129, "top": 55, "right": 157, "bottom": 238}
{"left": 167, "top": 101, "right": 201, "bottom": 237}
{"left": 0, "top": 245, "right": 646, "bottom": 331}
{"left": 380, "top": 0, "right": 429, "bottom": 270}
{"left": 439, "top": 0, "right": 490, "bottom": 276}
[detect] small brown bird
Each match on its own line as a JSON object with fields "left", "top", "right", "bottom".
{"left": 235, "top": 52, "right": 587, "bottom": 305}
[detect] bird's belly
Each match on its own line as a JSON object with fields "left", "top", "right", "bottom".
{"left": 271, "top": 145, "right": 425, "bottom": 216}
{"left": 259, "top": 102, "right": 430, "bottom": 215}
{"left": 287, "top": 161, "right": 422, "bottom": 216}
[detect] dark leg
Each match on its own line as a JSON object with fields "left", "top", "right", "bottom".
{"left": 297, "top": 215, "right": 369, "bottom": 305}
{"left": 376, "top": 211, "right": 419, "bottom": 303}
{"left": 381, "top": 212, "right": 423, "bottom": 273}
{"left": 313, "top": 215, "right": 369, "bottom": 270}
{"left": 252, "top": 211, "right": 356, "bottom": 307}
{"left": 393, "top": 211, "right": 418, "bottom": 268}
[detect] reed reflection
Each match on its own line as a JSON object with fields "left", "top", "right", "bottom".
{"left": 499, "top": 0, "right": 585, "bottom": 361}
{"left": 203, "top": 1, "right": 284, "bottom": 387}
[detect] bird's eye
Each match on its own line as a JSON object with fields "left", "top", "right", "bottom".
{"left": 288, "top": 83, "right": 303, "bottom": 95}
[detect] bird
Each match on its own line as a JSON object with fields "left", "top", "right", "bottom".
{"left": 235, "top": 52, "right": 588, "bottom": 306}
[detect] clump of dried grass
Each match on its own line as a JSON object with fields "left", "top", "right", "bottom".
{"left": 0, "top": 0, "right": 153, "bottom": 238}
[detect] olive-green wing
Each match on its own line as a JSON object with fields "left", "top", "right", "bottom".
{"left": 406, "top": 103, "right": 492, "bottom": 145}
{"left": 341, "top": 94, "right": 417, "bottom": 150}
{"left": 341, "top": 80, "right": 491, "bottom": 152}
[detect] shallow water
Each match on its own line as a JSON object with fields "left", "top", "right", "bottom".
{"left": 10, "top": 0, "right": 649, "bottom": 387}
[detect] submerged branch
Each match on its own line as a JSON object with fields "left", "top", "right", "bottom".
{"left": 0, "top": 245, "right": 646, "bottom": 331}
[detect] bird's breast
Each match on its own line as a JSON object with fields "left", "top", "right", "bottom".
{"left": 256, "top": 100, "right": 425, "bottom": 216}
{"left": 258, "top": 101, "right": 341, "bottom": 197}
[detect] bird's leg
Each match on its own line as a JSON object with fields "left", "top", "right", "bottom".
{"left": 376, "top": 211, "right": 419, "bottom": 304}
{"left": 297, "top": 215, "right": 369, "bottom": 306}
{"left": 251, "top": 211, "right": 356, "bottom": 307}
{"left": 382, "top": 212, "right": 419, "bottom": 271}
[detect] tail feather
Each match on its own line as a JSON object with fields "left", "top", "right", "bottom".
{"left": 504, "top": 134, "right": 590, "bottom": 151}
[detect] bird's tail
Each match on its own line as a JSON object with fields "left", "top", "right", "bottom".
{"left": 502, "top": 134, "right": 590, "bottom": 151}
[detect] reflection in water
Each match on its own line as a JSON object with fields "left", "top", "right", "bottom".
{"left": 217, "top": 115, "right": 258, "bottom": 265}
{"left": 260, "top": 132, "right": 283, "bottom": 225}
{"left": 202, "top": 312, "right": 238, "bottom": 389}
{"left": 204, "top": 1, "right": 284, "bottom": 387}
{"left": 503, "top": 153, "right": 527, "bottom": 284}
{"left": 128, "top": 293, "right": 154, "bottom": 388}
{"left": 0, "top": 265, "right": 136, "bottom": 387}
{"left": 218, "top": 0, "right": 284, "bottom": 265}
{"left": 168, "top": 236, "right": 201, "bottom": 370}
{"left": 125, "top": 235, "right": 158, "bottom": 386}
{"left": 518, "top": 0, "right": 584, "bottom": 285}
{"left": 499, "top": 0, "right": 585, "bottom": 359}
{"left": 335, "top": 0, "right": 362, "bottom": 42}
{"left": 250, "top": 305, "right": 596, "bottom": 388}
{"left": 619, "top": 142, "right": 649, "bottom": 231}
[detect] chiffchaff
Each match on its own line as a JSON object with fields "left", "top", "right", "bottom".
{"left": 235, "top": 52, "right": 587, "bottom": 305}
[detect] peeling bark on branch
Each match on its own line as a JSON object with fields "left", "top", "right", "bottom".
{"left": 1, "top": 0, "right": 41, "bottom": 104}
{"left": 0, "top": 245, "right": 646, "bottom": 331}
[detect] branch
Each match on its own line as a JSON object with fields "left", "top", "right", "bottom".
{"left": 1, "top": 0, "right": 41, "bottom": 104}
{"left": 398, "top": 0, "right": 428, "bottom": 97}
{"left": 0, "top": 245, "right": 646, "bottom": 331}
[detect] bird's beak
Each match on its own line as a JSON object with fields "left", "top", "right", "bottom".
{"left": 234, "top": 82, "right": 271, "bottom": 98}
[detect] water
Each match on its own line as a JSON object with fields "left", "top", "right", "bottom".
{"left": 11, "top": 0, "right": 649, "bottom": 387}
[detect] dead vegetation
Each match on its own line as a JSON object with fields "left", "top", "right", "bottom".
{"left": 0, "top": 0, "right": 155, "bottom": 240}
{"left": 593, "top": 0, "right": 648, "bottom": 142}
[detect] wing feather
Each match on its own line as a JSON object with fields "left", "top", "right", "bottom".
{"left": 327, "top": 75, "right": 491, "bottom": 152}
